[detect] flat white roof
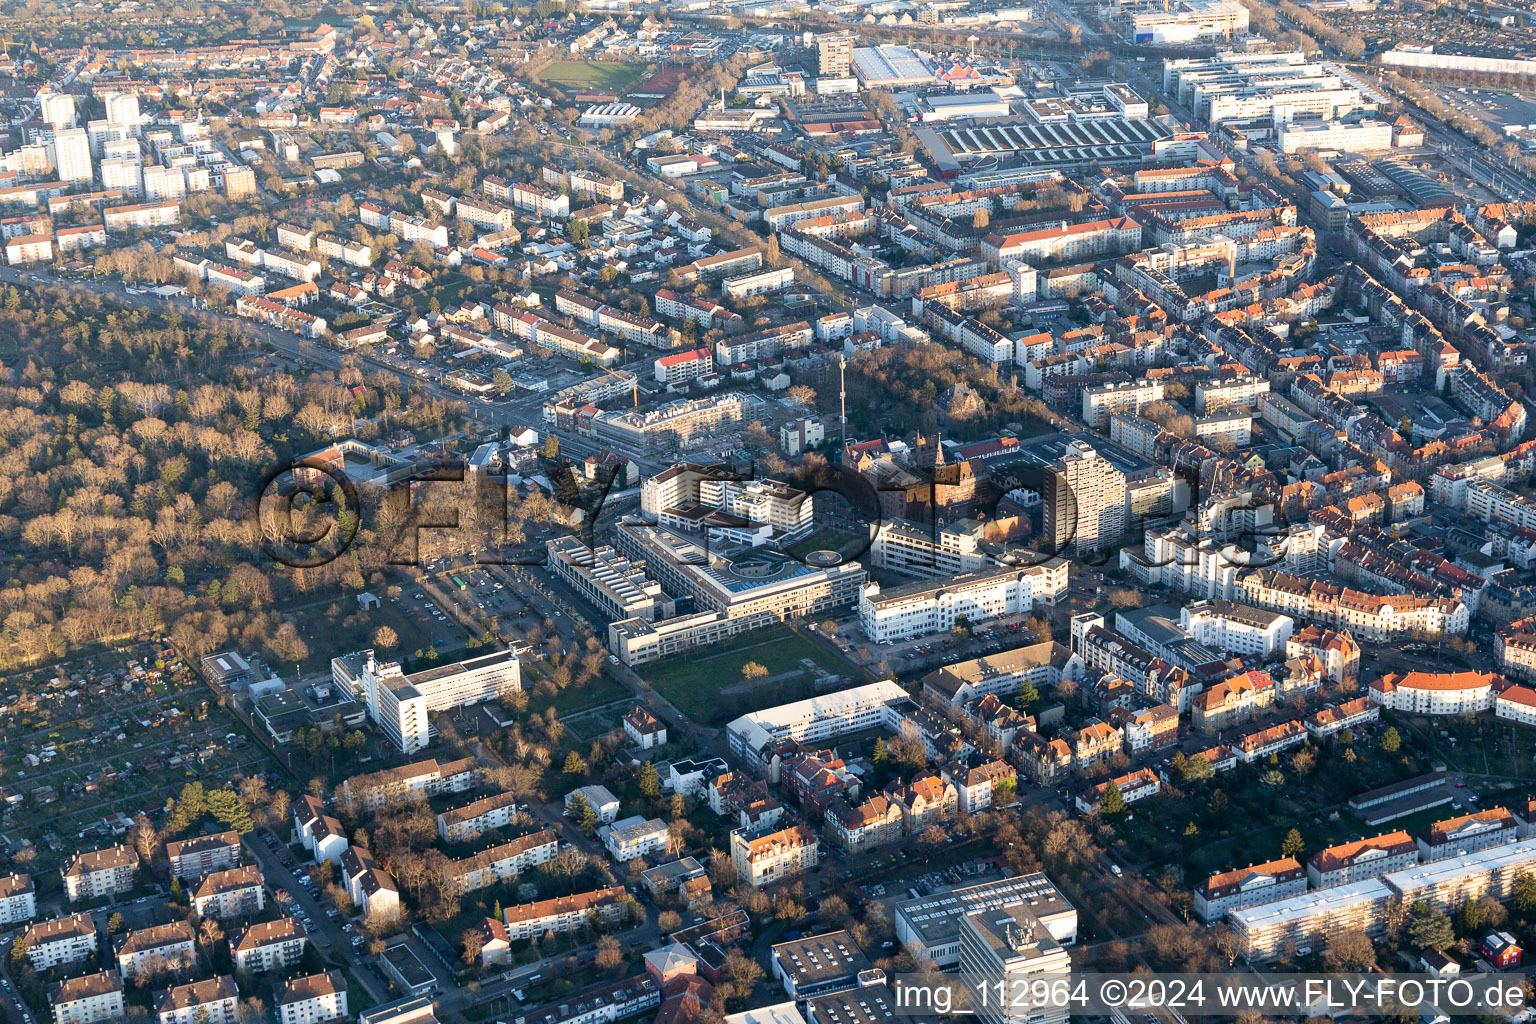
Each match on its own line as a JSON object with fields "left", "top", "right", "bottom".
{"left": 1383, "top": 838, "right": 1536, "bottom": 894}
{"left": 1228, "top": 879, "right": 1391, "bottom": 930}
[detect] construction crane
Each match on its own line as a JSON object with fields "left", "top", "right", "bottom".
{"left": 599, "top": 364, "right": 639, "bottom": 407}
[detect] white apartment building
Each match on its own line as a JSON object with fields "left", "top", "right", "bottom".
{"left": 275, "top": 972, "right": 349, "bottom": 1024}
{"left": 730, "top": 821, "right": 818, "bottom": 886}
{"left": 115, "top": 920, "right": 196, "bottom": 980}
{"left": 1368, "top": 671, "right": 1497, "bottom": 715}
{"left": 1082, "top": 379, "right": 1163, "bottom": 429}
{"left": 293, "top": 795, "right": 349, "bottom": 866}
{"left": 437, "top": 792, "right": 522, "bottom": 843}
{"left": 726, "top": 680, "right": 908, "bottom": 768}
{"left": 62, "top": 845, "right": 138, "bottom": 902}
{"left": 1195, "top": 375, "right": 1270, "bottom": 414}
{"left": 1180, "top": 600, "right": 1293, "bottom": 659}
{"left": 333, "top": 650, "right": 520, "bottom": 754}
{"left": 24, "top": 914, "right": 97, "bottom": 972}
{"left": 1043, "top": 442, "right": 1126, "bottom": 555}
{"left": 50, "top": 972, "right": 124, "bottom": 1024}
{"left": 1497, "top": 684, "right": 1536, "bottom": 726}
{"left": 858, "top": 560, "right": 1068, "bottom": 643}
{"left": 600, "top": 816, "right": 670, "bottom": 862}
{"left": 723, "top": 267, "right": 795, "bottom": 299}
{"left": 52, "top": 127, "right": 92, "bottom": 184}
{"left": 103, "top": 200, "right": 180, "bottom": 232}
{"left": 99, "top": 157, "right": 143, "bottom": 198}
{"left": 870, "top": 518, "right": 993, "bottom": 578}
{"left": 1193, "top": 858, "right": 1306, "bottom": 923}
{"left": 1307, "top": 831, "right": 1418, "bottom": 889}
{"left": 191, "top": 866, "right": 265, "bottom": 919}
{"left": 340, "top": 758, "right": 477, "bottom": 813}
{"left": 1383, "top": 838, "right": 1536, "bottom": 912}
{"left": 340, "top": 847, "right": 400, "bottom": 918}
{"left": 1229, "top": 880, "right": 1391, "bottom": 962}
{"left": 445, "top": 831, "right": 559, "bottom": 894}
{"left": 261, "top": 247, "right": 322, "bottom": 283}
{"left": 207, "top": 264, "right": 265, "bottom": 295}
{"left": 155, "top": 976, "right": 238, "bottom": 1024}
{"left": 230, "top": 918, "right": 309, "bottom": 973}
{"left": 501, "top": 887, "right": 625, "bottom": 942}
{"left": 511, "top": 182, "right": 570, "bottom": 219}
{"left": 0, "top": 873, "right": 34, "bottom": 926}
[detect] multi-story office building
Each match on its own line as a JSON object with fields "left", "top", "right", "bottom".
{"left": 332, "top": 650, "right": 520, "bottom": 754}
{"left": 546, "top": 539, "right": 674, "bottom": 624}
{"left": 895, "top": 874, "right": 1078, "bottom": 966}
{"left": 770, "top": 930, "right": 870, "bottom": 1000}
{"left": 958, "top": 905, "right": 1073, "bottom": 1024}
{"left": 1121, "top": 0, "right": 1248, "bottom": 43}
{"left": 613, "top": 521, "right": 865, "bottom": 645}
{"left": 592, "top": 394, "right": 746, "bottom": 456}
{"left": 1043, "top": 442, "right": 1125, "bottom": 555}
{"left": 1163, "top": 51, "right": 1372, "bottom": 128}
{"left": 870, "top": 518, "right": 993, "bottom": 578}
{"left": 817, "top": 34, "right": 853, "bottom": 77}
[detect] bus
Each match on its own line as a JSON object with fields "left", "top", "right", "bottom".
{"left": 451, "top": 576, "right": 467, "bottom": 591}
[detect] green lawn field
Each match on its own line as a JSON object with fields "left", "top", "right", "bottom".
{"left": 643, "top": 623, "right": 860, "bottom": 725}
{"left": 536, "top": 61, "right": 648, "bottom": 92}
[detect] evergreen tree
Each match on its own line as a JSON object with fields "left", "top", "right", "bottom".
{"left": 1099, "top": 779, "right": 1126, "bottom": 815}
{"left": 1382, "top": 727, "right": 1402, "bottom": 753}
{"left": 563, "top": 750, "right": 587, "bottom": 776}
{"left": 1280, "top": 828, "right": 1306, "bottom": 859}
{"left": 638, "top": 762, "right": 661, "bottom": 799}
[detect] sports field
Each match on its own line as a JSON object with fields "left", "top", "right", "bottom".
{"left": 536, "top": 61, "right": 648, "bottom": 92}
{"left": 644, "top": 623, "right": 860, "bottom": 725}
